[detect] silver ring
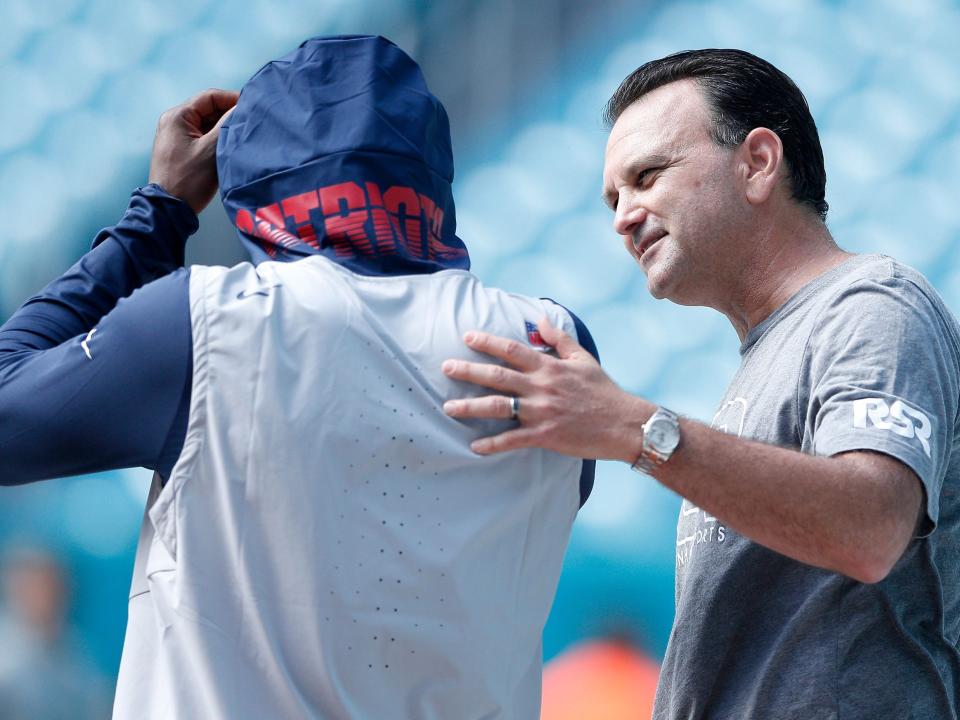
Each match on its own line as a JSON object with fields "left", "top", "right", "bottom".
{"left": 509, "top": 396, "right": 520, "bottom": 421}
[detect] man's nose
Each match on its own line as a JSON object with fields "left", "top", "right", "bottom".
{"left": 613, "top": 198, "right": 647, "bottom": 237}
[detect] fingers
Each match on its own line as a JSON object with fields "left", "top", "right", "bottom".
{"left": 212, "top": 105, "right": 236, "bottom": 130}
{"left": 169, "top": 89, "right": 239, "bottom": 138}
{"left": 462, "top": 331, "right": 543, "bottom": 371}
{"left": 195, "top": 105, "right": 236, "bottom": 153}
{"left": 537, "top": 316, "right": 591, "bottom": 362}
{"left": 443, "top": 395, "right": 517, "bottom": 420}
{"left": 470, "top": 427, "right": 541, "bottom": 455}
{"left": 185, "top": 88, "right": 240, "bottom": 122}
{"left": 149, "top": 89, "right": 238, "bottom": 214}
{"left": 442, "top": 358, "right": 528, "bottom": 394}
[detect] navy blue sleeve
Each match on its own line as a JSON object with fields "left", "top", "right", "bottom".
{"left": 544, "top": 300, "right": 599, "bottom": 509}
{"left": 0, "top": 186, "right": 195, "bottom": 484}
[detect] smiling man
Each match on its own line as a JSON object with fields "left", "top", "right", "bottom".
{"left": 443, "top": 49, "right": 960, "bottom": 719}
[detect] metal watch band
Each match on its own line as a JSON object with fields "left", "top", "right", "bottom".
{"left": 630, "top": 406, "right": 681, "bottom": 474}
{"left": 630, "top": 453, "right": 660, "bottom": 475}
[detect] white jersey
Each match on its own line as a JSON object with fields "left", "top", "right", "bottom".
{"left": 114, "top": 256, "right": 585, "bottom": 719}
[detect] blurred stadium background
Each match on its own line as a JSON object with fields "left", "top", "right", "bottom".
{"left": 1, "top": 0, "right": 958, "bottom": 716}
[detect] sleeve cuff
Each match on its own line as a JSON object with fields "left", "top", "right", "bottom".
{"left": 92, "top": 184, "right": 199, "bottom": 256}
{"left": 139, "top": 183, "right": 200, "bottom": 230}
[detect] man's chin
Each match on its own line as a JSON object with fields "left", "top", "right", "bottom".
{"left": 644, "top": 268, "right": 672, "bottom": 301}
{"left": 648, "top": 278, "right": 706, "bottom": 308}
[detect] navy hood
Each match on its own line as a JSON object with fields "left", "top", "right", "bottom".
{"left": 217, "top": 35, "right": 470, "bottom": 275}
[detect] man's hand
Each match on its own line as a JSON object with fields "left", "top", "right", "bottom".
{"left": 148, "top": 88, "right": 239, "bottom": 215}
{"left": 442, "top": 316, "right": 649, "bottom": 459}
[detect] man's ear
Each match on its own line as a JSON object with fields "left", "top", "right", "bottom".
{"left": 739, "top": 127, "right": 783, "bottom": 206}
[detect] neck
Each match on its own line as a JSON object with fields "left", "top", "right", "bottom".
{"left": 719, "top": 210, "right": 851, "bottom": 342}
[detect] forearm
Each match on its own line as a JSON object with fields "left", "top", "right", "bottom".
{"left": 443, "top": 314, "right": 935, "bottom": 584}
{"left": 0, "top": 185, "right": 197, "bottom": 354}
{"left": 619, "top": 395, "right": 922, "bottom": 582}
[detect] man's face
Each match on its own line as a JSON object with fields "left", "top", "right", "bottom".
{"left": 602, "top": 79, "right": 749, "bottom": 306}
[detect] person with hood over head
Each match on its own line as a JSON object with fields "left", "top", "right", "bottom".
{"left": 0, "top": 36, "right": 598, "bottom": 718}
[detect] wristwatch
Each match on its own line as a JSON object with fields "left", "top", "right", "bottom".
{"left": 630, "top": 406, "right": 681, "bottom": 474}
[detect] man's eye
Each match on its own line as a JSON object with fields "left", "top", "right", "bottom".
{"left": 637, "top": 169, "right": 656, "bottom": 186}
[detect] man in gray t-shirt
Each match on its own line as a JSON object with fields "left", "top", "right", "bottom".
{"left": 442, "top": 49, "right": 960, "bottom": 718}
{"left": 666, "top": 254, "right": 960, "bottom": 718}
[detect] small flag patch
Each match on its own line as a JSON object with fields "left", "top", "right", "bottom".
{"left": 525, "top": 321, "right": 549, "bottom": 350}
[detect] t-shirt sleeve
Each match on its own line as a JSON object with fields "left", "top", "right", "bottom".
{"left": 804, "top": 275, "right": 960, "bottom": 533}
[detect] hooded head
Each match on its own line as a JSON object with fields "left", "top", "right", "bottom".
{"left": 217, "top": 35, "right": 470, "bottom": 275}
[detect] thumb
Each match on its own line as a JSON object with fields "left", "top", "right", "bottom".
{"left": 538, "top": 316, "right": 589, "bottom": 361}
{"left": 196, "top": 106, "right": 236, "bottom": 153}
{"left": 212, "top": 104, "right": 236, "bottom": 132}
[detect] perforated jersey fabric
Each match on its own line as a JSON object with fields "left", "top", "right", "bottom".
{"left": 113, "top": 256, "right": 585, "bottom": 719}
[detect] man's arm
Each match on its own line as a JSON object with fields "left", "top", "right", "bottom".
{"left": 441, "top": 314, "right": 930, "bottom": 584}
{"left": 0, "top": 90, "right": 237, "bottom": 484}
{"left": 0, "top": 268, "right": 193, "bottom": 483}
{"left": 0, "top": 186, "right": 197, "bottom": 357}
{"left": 650, "top": 418, "right": 921, "bottom": 584}
{"left": 0, "top": 87, "right": 236, "bottom": 356}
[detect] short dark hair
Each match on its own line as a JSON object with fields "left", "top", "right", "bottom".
{"left": 604, "top": 49, "right": 828, "bottom": 221}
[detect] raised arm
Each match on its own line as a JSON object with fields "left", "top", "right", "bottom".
{"left": 0, "top": 90, "right": 237, "bottom": 484}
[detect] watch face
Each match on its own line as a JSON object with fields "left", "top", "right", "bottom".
{"left": 648, "top": 417, "right": 680, "bottom": 453}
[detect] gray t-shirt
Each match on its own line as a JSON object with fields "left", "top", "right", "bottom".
{"left": 654, "top": 254, "right": 960, "bottom": 720}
